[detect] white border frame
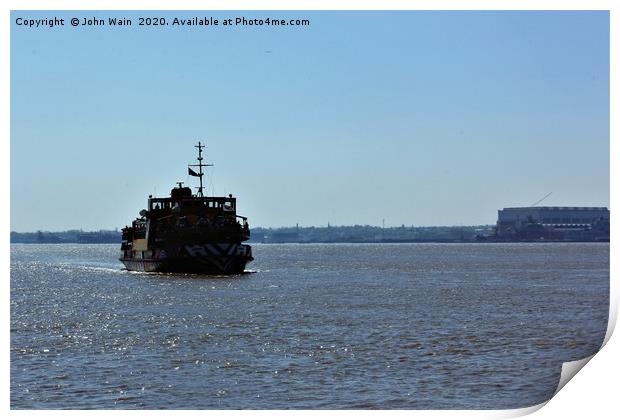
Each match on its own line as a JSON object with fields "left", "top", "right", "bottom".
{"left": 3, "top": 1, "right": 616, "bottom": 419}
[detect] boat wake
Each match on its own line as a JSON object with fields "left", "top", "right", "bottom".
{"left": 78, "top": 265, "right": 127, "bottom": 274}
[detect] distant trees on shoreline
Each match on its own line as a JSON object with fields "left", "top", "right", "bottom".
{"left": 11, "top": 225, "right": 495, "bottom": 244}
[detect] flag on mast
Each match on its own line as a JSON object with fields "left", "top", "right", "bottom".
{"left": 188, "top": 168, "right": 200, "bottom": 177}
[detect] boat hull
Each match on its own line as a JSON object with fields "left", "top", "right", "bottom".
{"left": 120, "top": 243, "right": 253, "bottom": 275}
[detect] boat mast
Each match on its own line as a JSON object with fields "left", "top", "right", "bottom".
{"left": 189, "top": 141, "right": 213, "bottom": 197}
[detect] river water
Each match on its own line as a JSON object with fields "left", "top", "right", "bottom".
{"left": 10, "top": 243, "right": 609, "bottom": 409}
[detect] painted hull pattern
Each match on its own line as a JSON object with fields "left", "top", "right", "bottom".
{"left": 120, "top": 243, "right": 253, "bottom": 275}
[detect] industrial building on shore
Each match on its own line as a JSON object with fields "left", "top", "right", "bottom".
{"left": 493, "top": 206, "right": 610, "bottom": 242}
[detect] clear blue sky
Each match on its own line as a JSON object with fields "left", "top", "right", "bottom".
{"left": 10, "top": 11, "right": 609, "bottom": 231}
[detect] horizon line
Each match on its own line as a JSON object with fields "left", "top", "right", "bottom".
{"left": 10, "top": 223, "right": 497, "bottom": 234}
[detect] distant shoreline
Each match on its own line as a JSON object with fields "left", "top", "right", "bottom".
{"left": 11, "top": 224, "right": 608, "bottom": 244}
{"left": 9, "top": 240, "right": 609, "bottom": 244}
{"left": 11, "top": 225, "right": 493, "bottom": 244}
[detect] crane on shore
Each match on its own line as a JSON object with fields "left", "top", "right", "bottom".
{"left": 530, "top": 192, "right": 552, "bottom": 207}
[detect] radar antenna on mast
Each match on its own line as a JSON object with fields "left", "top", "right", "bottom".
{"left": 188, "top": 141, "right": 213, "bottom": 197}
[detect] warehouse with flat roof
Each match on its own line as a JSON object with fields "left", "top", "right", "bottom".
{"left": 495, "top": 206, "right": 609, "bottom": 241}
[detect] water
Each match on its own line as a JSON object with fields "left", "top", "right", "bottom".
{"left": 10, "top": 243, "right": 609, "bottom": 409}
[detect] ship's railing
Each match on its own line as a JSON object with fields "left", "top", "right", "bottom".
{"left": 150, "top": 215, "right": 247, "bottom": 235}
{"left": 150, "top": 197, "right": 236, "bottom": 211}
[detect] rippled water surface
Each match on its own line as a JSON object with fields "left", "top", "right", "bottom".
{"left": 10, "top": 243, "right": 609, "bottom": 409}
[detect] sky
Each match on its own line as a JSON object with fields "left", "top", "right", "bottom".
{"left": 10, "top": 10, "right": 610, "bottom": 231}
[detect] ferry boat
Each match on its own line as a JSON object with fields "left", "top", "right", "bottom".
{"left": 119, "top": 142, "right": 253, "bottom": 274}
